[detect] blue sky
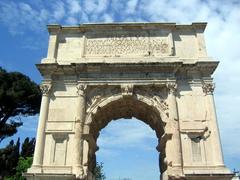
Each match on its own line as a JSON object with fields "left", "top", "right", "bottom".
{"left": 0, "top": 0, "right": 240, "bottom": 179}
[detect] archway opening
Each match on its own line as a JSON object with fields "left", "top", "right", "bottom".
{"left": 96, "top": 118, "right": 159, "bottom": 179}
{"left": 86, "top": 95, "right": 168, "bottom": 179}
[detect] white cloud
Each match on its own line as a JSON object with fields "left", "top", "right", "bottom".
{"left": 67, "top": 0, "right": 81, "bottom": 15}
{"left": 95, "top": 0, "right": 108, "bottom": 14}
{"left": 52, "top": 1, "right": 65, "bottom": 21}
{"left": 126, "top": 0, "right": 138, "bottom": 14}
{"left": 83, "top": 0, "right": 98, "bottom": 15}
{"left": 97, "top": 119, "right": 158, "bottom": 156}
{"left": 66, "top": 16, "right": 78, "bottom": 25}
{"left": 102, "top": 13, "right": 114, "bottom": 22}
{"left": 19, "top": 115, "right": 39, "bottom": 133}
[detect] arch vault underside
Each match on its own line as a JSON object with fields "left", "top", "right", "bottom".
{"left": 25, "top": 23, "right": 233, "bottom": 180}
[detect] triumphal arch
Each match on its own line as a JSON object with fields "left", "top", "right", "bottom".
{"left": 25, "top": 23, "right": 233, "bottom": 180}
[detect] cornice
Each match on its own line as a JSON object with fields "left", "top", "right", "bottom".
{"left": 36, "top": 60, "right": 218, "bottom": 79}
{"left": 47, "top": 22, "right": 207, "bottom": 33}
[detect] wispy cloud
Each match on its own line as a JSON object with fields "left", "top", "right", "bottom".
{"left": 19, "top": 115, "right": 39, "bottom": 133}
{"left": 98, "top": 119, "right": 157, "bottom": 150}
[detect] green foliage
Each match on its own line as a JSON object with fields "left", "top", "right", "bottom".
{"left": 21, "top": 137, "right": 35, "bottom": 158}
{"left": 0, "top": 67, "right": 41, "bottom": 141}
{"left": 4, "top": 156, "right": 33, "bottom": 180}
{"left": 0, "top": 137, "right": 35, "bottom": 179}
{"left": 94, "top": 162, "right": 106, "bottom": 180}
{"left": 0, "top": 138, "right": 20, "bottom": 178}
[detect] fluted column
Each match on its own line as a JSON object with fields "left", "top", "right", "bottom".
{"left": 32, "top": 83, "right": 52, "bottom": 168}
{"left": 203, "top": 83, "right": 224, "bottom": 166}
{"left": 73, "top": 83, "right": 87, "bottom": 178}
{"left": 166, "top": 82, "right": 183, "bottom": 175}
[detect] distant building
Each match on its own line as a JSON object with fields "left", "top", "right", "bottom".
{"left": 232, "top": 172, "right": 240, "bottom": 180}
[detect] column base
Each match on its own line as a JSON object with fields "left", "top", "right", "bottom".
{"left": 25, "top": 165, "right": 89, "bottom": 180}
{"left": 183, "top": 165, "right": 232, "bottom": 174}
{"left": 182, "top": 166, "right": 233, "bottom": 180}
{"left": 167, "top": 165, "right": 184, "bottom": 178}
{"left": 72, "top": 165, "right": 85, "bottom": 179}
{"left": 27, "top": 165, "right": 43, "bottom": 174}
{"left": 184, "top": 173, "right": 234, "bottom": 180}
{"left": 24, "top": 173, "right": 75, "bottom": 180}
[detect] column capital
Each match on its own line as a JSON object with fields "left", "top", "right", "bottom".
{"left": 40, "top": 83, "right": 52, "bottom": 95}
{"left": 166, "top": 82, "right": 177, "bottom": 95}
{"left": 76, "top": 83, "right": 87, "bottom": 96}
{"left": 202, "top": 83, "right": 215, "bottom": 95}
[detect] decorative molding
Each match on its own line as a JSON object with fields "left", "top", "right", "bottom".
{"left": 86, "top": 86, "right": 120, "bottom": 111}
{"left": 76, "top": 84, "right": 87, "bottom": 96}
{"left": 51, "top": 133, "right": 69, "bottom": 166}
{"left": 121, "top": 84, "right": 134, "bottom": 96}
{"left": 166, "top": 82, "right": 177, "bottom": 94}
{"left": 40, "top": 83, "right": 52, "bottom": 95}
{"left": 135, "top": 86, "right": 169, "bottom": 112}
{"left": 52, "top": 133, "right": 69, "bottom": 141}
{"left": 185, "top": 127, "right": 211, "bottom": 140}
{"left": 202, "top": 83, "right": 215, "bottom": 95}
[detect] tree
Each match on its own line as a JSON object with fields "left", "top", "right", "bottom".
{"left": 0, "top": 138, "right": 20, "bottom": 178}
{"left": 0, "top": 67, "right": 41, "bottom": 141}
{"left": 4, "top": 156, "right": 33, "bottom": 180}
{"left": 94, "top": 162, "right": 106, "bottom": 180}
{"left": 21, "top": 137, "right": 35, "bottom": 158}
{"left": 0, "top": 137, "right": 35, "bottom": 179}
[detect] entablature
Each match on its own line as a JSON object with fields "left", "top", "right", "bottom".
{"left": 36, "top": 60, "right": 218, "bottom": 81}
{"left": 43, "top": 22, "right": 211, "bottom": 64}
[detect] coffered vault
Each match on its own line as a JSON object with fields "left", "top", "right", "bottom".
{"left": 25, "top": 23, "right": 233, "bottom": 180}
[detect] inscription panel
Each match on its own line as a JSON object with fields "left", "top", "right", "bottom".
{"left": 85, "top": 30, "right": 173, "bottom": 57}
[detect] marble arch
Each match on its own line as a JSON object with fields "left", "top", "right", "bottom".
{"left": 84, "top": 91, "right": 168, "bottom": 178}
{"left": 82, "top": 85, "right": 175, "bottom": 179}
{"left": 25, "top": 23, "right": 233, "bottom": 180}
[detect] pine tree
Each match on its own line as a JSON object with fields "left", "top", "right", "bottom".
{"left": 0, "top": 67, "right": 41, "bottom": 142}
{"left": 94, "top": 162, "right": 106, "bottom": 180}
{"left": 21, "top": 137, "right": 35, "bottom": 158}
{"left": 0, "top": 138, "right": 20, "bottom": 178}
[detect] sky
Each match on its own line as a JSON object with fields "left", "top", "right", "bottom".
{"left": 0, "top": 0, "right": 240, "bottom": 179}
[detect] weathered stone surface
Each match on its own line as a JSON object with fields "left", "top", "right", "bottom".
{"left": 25, "top": 23, "right": 233, "bottom": 180}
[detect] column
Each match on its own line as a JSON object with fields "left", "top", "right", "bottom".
{"left": 73, "top": 83, "right": 87, "bottom": 178}
{"left": 203, "top": 83, "right": 224, "bottom": 166}
{"left": 166, "top": 82, "right": 183, "bottom": 175}
{"left": 32, "top": 83, "right": 52, "bottom": 168}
